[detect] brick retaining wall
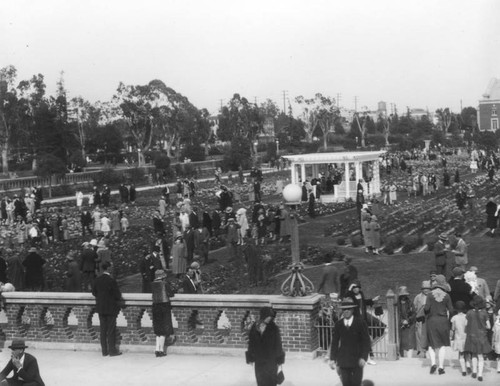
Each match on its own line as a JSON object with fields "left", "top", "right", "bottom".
{"left": 0, "top": 292, "right": 322, "bottom": 354}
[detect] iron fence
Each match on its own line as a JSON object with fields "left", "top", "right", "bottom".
{"left": 315, "top": 297, "right": 396, "bottom": 360}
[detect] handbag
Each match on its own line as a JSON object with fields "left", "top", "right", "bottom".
{"left": 276, "top": 366, "right": 285, "bottom": 385}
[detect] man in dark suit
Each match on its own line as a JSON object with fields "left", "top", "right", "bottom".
{"left": 0, "top": 339, "right": 45, "bottom": 386}
{"left": 318, "top": 262, "right": 341, "bottom": 297}
{"left": 80, "top": 242, "right": 98, "bottom": 292}
{"left": 92, "top": 262, "right": 123, "bottom": 357}
{"left": 329, "top": 298, "right": 371, "bottom": 386}
{"left": 182, "top": 266, "right": 198, "bottom": 294}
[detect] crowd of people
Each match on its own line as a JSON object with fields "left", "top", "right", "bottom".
{"left": 394, "top": 264, "right": 500, "bottom": 381}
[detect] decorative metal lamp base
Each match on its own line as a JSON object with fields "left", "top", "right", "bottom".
{"left": 280, "top": 262, "right": 314, "bottom": 297}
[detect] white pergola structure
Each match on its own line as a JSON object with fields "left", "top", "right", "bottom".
{"left": 283, "top": 151, "right": 386, "bottom": 203}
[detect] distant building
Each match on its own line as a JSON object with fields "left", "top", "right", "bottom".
{"left": 478, "top": 78, "right": 500, "bottom": 131}
{"left": 208, "top": 114, "right": 220, "bottom": 137}
{"left": 409, "top": 108, "right": 430, "bottom": 121}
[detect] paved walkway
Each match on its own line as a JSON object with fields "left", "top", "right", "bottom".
{"left": 0, "top": 348, "right": 498, "bottom": 386}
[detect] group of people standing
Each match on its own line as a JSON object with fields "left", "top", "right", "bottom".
{"left": 396, "top": 265, "right": 500, "bottom": 382}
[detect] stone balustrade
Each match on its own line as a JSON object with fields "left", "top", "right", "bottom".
{"left": 0, "top": 292, "right": 322, "bottom": 354}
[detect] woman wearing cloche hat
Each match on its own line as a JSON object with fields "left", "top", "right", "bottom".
{"left": 151, "top": 270, "right": 176, "bottom": 357}
{"left": 413, "top": 281, "right": 431, "bottom": 357}
{"left": 246, "top": 306, "right": 285, "bottom": 386}
{"left": 424, "top": 274, "right": 453, "bottom": 375}
{"left": 397, "top": 286, "right": 415, "bottom": 357}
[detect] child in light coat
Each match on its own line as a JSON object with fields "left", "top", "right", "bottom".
{"left": 492, "top": 310, "right": 500, "bottom": 373}
{"left": 450, "top": 301, "right": 470, "bottom": 375}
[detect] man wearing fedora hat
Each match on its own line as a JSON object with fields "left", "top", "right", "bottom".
{"left": 0, "top": 339, "right": 45, "bottom": 385}
{"left": 329, "top": 298, "right": 371, "bottom": 386}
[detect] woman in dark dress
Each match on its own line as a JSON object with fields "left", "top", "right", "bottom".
{"left": 151, "top": 270, "right": 175, "bottom": 357}
{"left": 464, "top": 296, "right": 492, "bottom": 381}
{"left": 485, "top": 197, "right": 498, "bottom": 235}
{"left": 22, "top": 247, "right": 45, "bottom": 291}
{"left": 247, "top": 307, "right": 285, "bottom": 386}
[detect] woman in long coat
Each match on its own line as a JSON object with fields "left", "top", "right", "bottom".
{"left": 424, "top": 274, "right": 453, "bottom": 375}
{"left": 279, "top": 205, "right": 292, "bottom": 242}
{"left": 151, "top": 270, "right": 175, "bottom": 357}
{"left": 23, "top": 247, "right": 45, "bottom": 291}
{"left": 7, "top": 253, "right": 24, "bottom": 291}
{"left": 171, "top": 232, "right": 187, "bottom": 276}
{"left": 246, "top": 307, "right": 285, "bottom": 386}
{"left": 398, "top": 286, "right": 416, "bottom": 357}
{"left": 370, "top": 215, "right": 381, "bottom": 255}
{"left": 65, "top": 251, "right": 82, "bottom": 292}
{"left": 110, "top": 208, "right": 121, "bottom": 235}
{"left": 362, "top": 214, "right": 372, "bottom": 253}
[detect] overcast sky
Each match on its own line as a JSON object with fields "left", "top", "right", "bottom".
{"left": 2, "top": 0, "right": 499, "bottom": 115}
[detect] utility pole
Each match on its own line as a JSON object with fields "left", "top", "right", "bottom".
{"left": 219, "top": 99, "right": 224, "bottom": 111}
{"left": 254, "top": 96, "right": 258, "bottom": 105}
{"left": 354, "top": 96, "right": 358, "bottom": 112}
{"left": 282, "top": 90, "right": 288, "bottom": 114}
{"left": 336, "top": 93, "right": 342, "bottom": 109}
{"left": 460, "top": 99, "right": 463, "bottom": 112}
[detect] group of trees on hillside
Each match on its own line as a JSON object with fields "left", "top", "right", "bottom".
{"left": 0, "top": 64, "right": 493, "bottom": 177}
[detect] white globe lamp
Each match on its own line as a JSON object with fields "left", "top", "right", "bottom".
{"left": 282, "top": 184, "right": 302, "bottom": 205}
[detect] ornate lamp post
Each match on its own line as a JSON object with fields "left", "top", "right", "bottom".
{"left": 280, "top": 184, "right": 315, "bottom": 297}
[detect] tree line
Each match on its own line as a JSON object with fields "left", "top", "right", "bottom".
{"left": 0, "top": 64, "right": 492, "bottom": 177}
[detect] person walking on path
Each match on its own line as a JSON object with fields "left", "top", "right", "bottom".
{"left": 329, "top": 298, "right": 371, "bottom": 386}
{"left": 246, "top": 306, "right": 285, "bottom": 386}
{"left": 449, "top": 267, "right": 473, "bottom": 311}
{"left": 92, "top": 261, "right": 123, "bottom": 357}
{"left": 151, "top": 270, "right": 176, "bottom": 357}
{"left": 397, "top": 286, "right": 416, "bottom": 357}
{"left": 464, "top": 295, "right": 492, "bottom": 381}
{"left": 413, "top": 280, "right": 431, "bottom": 358}
{"left": 492, "top": 310, "right": 500, "bottom": 373}
{"left": 317, "top": 262, "right": 340, "bottom": 298}
{"left": 450, "top": 300, "right": 470, "bottom": 376}
{"left": 424, "top": 274, "right": 453, "bottom": 375}
{"left": 344, "top": 280, "right": 379, "bottom": 365}
{"left": 340, "top": 257, "right": 358, "bottom": 298}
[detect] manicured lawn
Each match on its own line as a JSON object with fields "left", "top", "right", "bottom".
{"left": 294, "top": 235, "right": 500, "bottom": 301}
